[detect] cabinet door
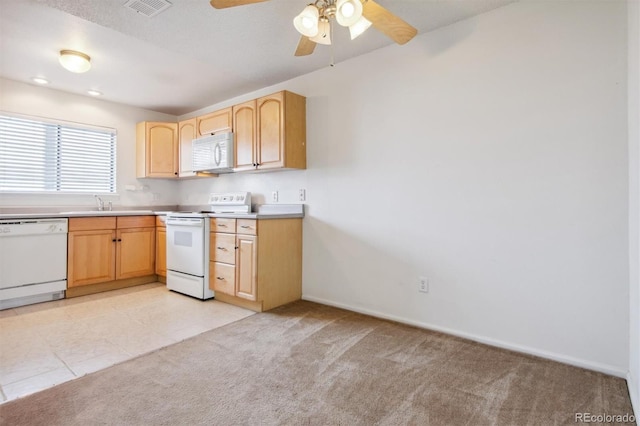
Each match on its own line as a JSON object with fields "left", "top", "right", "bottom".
{"left": 257, "top": 92, "right": 285, "bottom": 170}
{"left": 235, "top": 234, "right": 257, "bottom": 301}
{"left": 178, "top": 119, "right": 197, "bottom": 177}
{"left": 232, "top": 100, "right": 257, "bottom": 171}
{"left": 197, "top": 108, "right": 232, "bottom": 136}
{"left": 68, "top": 230, "right": 116, "bottom": 287}
{"left": 146, "top": 122, "right": 178, "bottom": 178}
{"left": 116, "top": 227, "right": 156, "bottom": 279}
{"left": 156, "top": 227, "right": 166, "bottom": 276}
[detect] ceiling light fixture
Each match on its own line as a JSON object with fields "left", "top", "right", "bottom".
{"left": 31, "top": 77, "right": 49, "bottom": 85}
{"left": 293, "top": 0, "right": 367, "bottom": 44}
{"left": 59, "top": 50, "right": 91, "bottom": 73}
{"left": 87, "top": 89, "right": 102, "bottom": 96}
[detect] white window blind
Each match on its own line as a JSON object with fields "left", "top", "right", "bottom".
{"left": 0, "top": 114, "right": 116, "bottom": 193}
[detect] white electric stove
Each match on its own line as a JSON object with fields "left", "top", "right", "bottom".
{"left": 165, "top": 192, "right": 251, "bottom": 299}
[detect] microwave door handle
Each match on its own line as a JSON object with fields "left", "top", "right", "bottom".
{"left": 214, "top": 143, "right": 222, "bottom": 166}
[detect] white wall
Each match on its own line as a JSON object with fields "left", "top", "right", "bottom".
{"left": 179, "top": 1, "right": 629, "bottom": 375}
{"left": 628, "top": 0, "right": 640, "bottom": 415}
{"left": 0, "top": 78, "right": 180, "bottom": 208}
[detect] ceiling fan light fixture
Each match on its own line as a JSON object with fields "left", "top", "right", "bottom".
{"left": 293, "top": 5, "right": 320, "bottom": 37}
{"left": 335, "top": 0, "right": 362, "bottom": 27}
{"left": 59, "top": 50, "right": 91, "bottom": 73}
{"left": 310, "top": 17, "right": 331, "bottom": 45}
{"left": 349, "top": 15, "right": 372, "bottom": 40}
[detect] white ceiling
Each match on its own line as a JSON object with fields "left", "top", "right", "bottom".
{"left": 0, "top": 0, "right": 516, "bottom": 116}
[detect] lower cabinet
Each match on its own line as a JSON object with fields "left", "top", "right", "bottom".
{"left": 67, "top": 216, "right": 156, "bottom": 296}
{"left": 209, "top": 217, "right": 302, "bottom": 312}
{"left": 68, "top": 220, "right": 117, "bottom": 287}
{"left": 155, "top": 216, "right": 167, "bottom": 277}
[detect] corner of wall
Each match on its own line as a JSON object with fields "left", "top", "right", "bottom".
{"left": 628, "top": 0, "right": 640, "bottom": 418}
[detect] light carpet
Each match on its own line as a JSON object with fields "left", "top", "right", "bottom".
{"left": 0, "top": 301, "right": 634, "bottom": 425}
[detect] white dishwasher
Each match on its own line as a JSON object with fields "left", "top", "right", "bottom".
{"left": 0, "top": 218, "right": 68, "bottom": 310}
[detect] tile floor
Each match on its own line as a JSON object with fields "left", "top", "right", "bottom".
{"left": 0, "top": 283, "right": 255, "bottom": 403}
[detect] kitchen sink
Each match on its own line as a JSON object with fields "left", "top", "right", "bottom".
{"left": 59, "top": 210, "right": 154, "bottom": 215}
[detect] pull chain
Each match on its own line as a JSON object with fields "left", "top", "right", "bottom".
{"left": 330, "top": 19, "right": 335, "bottom": 67}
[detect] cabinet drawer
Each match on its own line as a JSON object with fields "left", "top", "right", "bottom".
{"left": 69, "top": 217, "right": 116, "bottom": 232}
{"left": 211, "top": 218, "right": 236, "bottom": 233}
{"left": 209, "top": 261, "right": 235, "bottom": 295}
{"left": 237, "top": 219, "right": 257, "bottom": 235}
{"left": 210, "top": 233, "right": 236, "bottom": 264}
{"left": 117, "top": 216, "right": 155, "bottom": 229}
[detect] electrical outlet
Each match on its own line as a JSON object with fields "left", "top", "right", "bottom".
{"left": 419, "top": 276, "right": 429, "bottom": 293}
{"left": 271, "top": 191, "right": 278, "bottom": 202}
{"left": 299, "top": 189, "right": 306, "bottom": 202}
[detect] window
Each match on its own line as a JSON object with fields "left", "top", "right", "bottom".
{"left": 0, "top": 114, "right": 116, "bottom": 193}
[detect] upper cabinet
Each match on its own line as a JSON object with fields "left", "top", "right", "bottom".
{"left": 197, "top": 107, "right": 232, "bottom": 136}
{"left": 136, "top": 91, "right": 305, "bottom": 179}
{"left": 233, "top": 99, "right": 257, "bottom": 171}
{"left": 233, "top": 91, "right": 306, "bottom": 172}
{"left": 136, "top": 122, "right": 178, "bottom": 178}
{"left": 178, "top": 118, "right": 197, "bottom": 178}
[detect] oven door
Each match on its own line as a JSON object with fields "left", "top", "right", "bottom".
{"left": 166, "top": 217, "right": 205, "bottom": 277}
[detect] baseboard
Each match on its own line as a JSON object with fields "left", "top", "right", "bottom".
{"left": 628, "top": 372, "right": 639, "bottom": 419}
{"left": 66, "top": 275, "right": 158, "bottom": 298}
{"left": 302, "top": 295, "right": 627, "bottom": 378}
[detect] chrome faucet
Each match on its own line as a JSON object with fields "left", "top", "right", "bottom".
{"left": 95, "top": 195, "right": 104, "bottom": 211}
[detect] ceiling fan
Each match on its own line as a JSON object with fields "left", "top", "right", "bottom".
{"left": 209, "top": 0, "right": 417, "bottom": 57}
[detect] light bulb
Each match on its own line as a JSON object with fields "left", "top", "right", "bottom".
{"left": 340, "top": 2, "right": 354, "bottom": 18}
{"left": 301, "top": 16, "right": 315, "bottom": 29}
{"left": 335, "top": 0, "right": 362, "bottom": 27}
{"left": 293, "top": 5, "right": 320, "bottom": 37}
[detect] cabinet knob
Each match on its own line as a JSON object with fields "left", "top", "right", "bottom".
{"left": 112, "top": 238, "right": 116, "bottom": 242}
{"left": 117, "top": 239, "right": 122, "bottom": 242}
{"left": 235, "top": 246, "right": 239, "bottom": 250}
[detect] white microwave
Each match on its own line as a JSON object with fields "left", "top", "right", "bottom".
{"left": 192, "top": 133, "right": 234, "bottom": 173}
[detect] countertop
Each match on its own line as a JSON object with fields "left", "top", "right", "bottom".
{"left": 0, "top": 204, "right": 304, "bottom": 220}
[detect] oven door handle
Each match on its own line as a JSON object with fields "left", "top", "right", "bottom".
{"left": 166, "top": 218, "right": 204, "bottom": 227}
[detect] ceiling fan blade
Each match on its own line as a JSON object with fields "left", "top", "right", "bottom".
{"left": 294, "top": 36, "right": 316, "bottom": 56}
{"left": 362, "top": 0, "right": 417, "bottom": 45}
{"left": 209, "top": 0, "right": 268, "bottom": 9}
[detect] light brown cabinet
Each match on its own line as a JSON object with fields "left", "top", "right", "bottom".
{"left": 68, "top": 217, "right": 117, "bottom": 288}
{"left": 197, "top": 107, "right": 232, "bottom": 136}
{"left": 136, "top": 122, "right": 179, "bottom": 178}
{"left": 232, "top": 100, "right": 257, "bottom": 171}
{"left": 178, "top": 118, "right": 197, "bottom": 178}
{"left": 209, "top": 217, "right": 302, "bottom": 312}
{"left": 155, "top": 216, "right": 166, "bottom": 278}
{"left": 138, "top": 91, "right": 305, "bottom": 178}
{"left": 233, "top": 91, "right": 306, "bottom": 172}
{"left": 67, "top": 216, "right": 156, "bottom": 296}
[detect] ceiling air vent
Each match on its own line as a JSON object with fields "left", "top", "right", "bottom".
{"left": 124, "top": 0, "right": 172, "bottom": 18}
